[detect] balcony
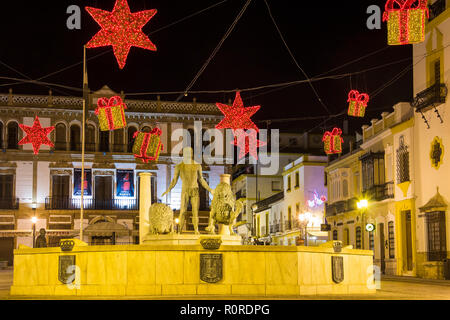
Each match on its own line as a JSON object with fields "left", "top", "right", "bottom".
{"left": 326, "top": 198, "right": 358, "bottom": 217}
{"left": 0, "top": 198, "right": 19, "bottom": 210}
{"left": 363, "top": 182, "right": 394, "bottom": 201}
{"left": 411, "top": 83, "right": 448, "bottom": 113}
{"left": 45, "top": 197, "right": 138, "bottom": 210}
{"left": 429, "top": 0, "right": 447, "bottom": 22}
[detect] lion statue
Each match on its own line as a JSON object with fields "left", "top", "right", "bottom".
{"left": 205, "top": 182, "right": 246, "bottom": 235}
{"left": 148, "top": 203, "right": 174, "bottom": 235}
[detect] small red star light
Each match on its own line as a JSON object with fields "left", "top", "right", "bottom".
{"left": 85, "top": 0, "right": 157, "bottom": 69}
{"left": 216, "top": 92, "right": 260, "bottom": 131}
{"left": 232, "top": 129, "right": 267, "bottom": 160}
{"left": 18, "top": 116, "right": 55, "bottom": 154}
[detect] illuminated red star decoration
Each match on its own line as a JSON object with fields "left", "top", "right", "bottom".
{"left": 18, "top": 116, "right": 55, "bottom": 154}
{"left": 85, "top": 0, "right": 157, "bottom": 69}
{"left": 216, "top": 92, "right": 260, "bottom": 131}
{"left": 232, "top": 129, "right": 267, "bottom": 160}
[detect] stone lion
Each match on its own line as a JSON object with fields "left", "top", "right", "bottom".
{"left": 148, "top": 203, "right": 174, "bottom": 235}
{"left": 205, "top": 182, "right": 246, "bottom": 235}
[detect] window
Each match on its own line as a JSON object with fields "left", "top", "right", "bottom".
{"left": 369, "top": 231, "right": 374, "bottom": 251}
{"left": 99, "top": 130, "right": 109, "bottom": 152}
{"left": 296, "top": 203, "right": 300, "bottom": 214}
{"left": 356, "top": 226, "right": 362, "bottom": 249}
{"left": 388, "top": 221, "right": 395, "bottom": 259}
{"left": 333, "top": 230, "right": 338, "bottom": 241}
{"left": 294, "top": 172, "right": 300, "bottom": 188}
{"left": 0, "top": 122, "right": 3, "bottom": 149}
{"left": 0, "top": 175, "right": 14, "bottom": 209}
{"left": 396, "top": 136, "right": 410, "bottom": 183}
{"left": 426, "top": 211, "right": 447, "bottom": 261}
{"left": 127, "top": 126, "right": 138, "bottom": 153}
{"left": 272, "top": 181, "right": 281, "bottom": 191}
{"left": 287, "top": 175, "right": 291, "bottom": 192}
{"left": 344, "top": 228, "right": 349, "bottom": 246}
{"left": 86, "top": 125, "right": 96, "bottom": 152}
{"left": 55, "top": 123, "right": 67, "bottom": 151}
{"left": 287, "top": 206, "right": 292, "bottom": 230}
{"left": 7, "top": 122, "right": 18, "bottom": 149}
{"left": 354, "top": 172, "right": 360, "bottom": 195}
{"left": 113, "top": 128, "right": 124, "bottom": 152}
{"left": 361, "top": 152, "right": 385, "bottom": 191}
{"left": 70, "top": 124, "right": 81, "bottom": 151}
{"left": 342, "top": 179, "right": 349, "bottom": 198}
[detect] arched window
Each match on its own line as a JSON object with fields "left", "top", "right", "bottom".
{"left": 7, "top": 122, "right": 19, "bottom": 149}
{"left": 127, "top": 126, "right": 138, "bottom": 153}
{"left": 388, "top": 221, "right": 395, "bottom": 259}
{"left": 70, "top": 124, "right": 81, "bottom": 151}
{"left": 356, "top": 226, "right": 362, "bottom": 249}
{"left": 99, "top": 129, "right": 109, "bottom": 153}
{"left": 55, "top": 123, "right": 67, "bottom": 151}
{"left": 0, "top": 122, "right": 3, "bottom": 149}
{"left": 113, "top": 128, "right": 124, "bottom": 152}
{"left": 397, "top": 135, "right": 410, "bottom": 183}
{"left": 342, "top": 179, "right": 349, "bottom": 198}
{"left": 333, "top": 230, "right": 338, "bottom": 241}
{"left": 86, "top": 125, "right": 96, "bottom": 152}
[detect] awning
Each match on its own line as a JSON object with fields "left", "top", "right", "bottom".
{"left": 419, "top": 188, "right": 448, "bottom": 213}
{"left": 83, "top": 222, "right": 130, "bottom": 237}
{"left": 307, "top": 231, "right": 329, "bottom": 238}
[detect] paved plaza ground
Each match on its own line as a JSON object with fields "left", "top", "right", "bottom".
{"left": 1, "top": 267, "right": 450, "bottom": 300}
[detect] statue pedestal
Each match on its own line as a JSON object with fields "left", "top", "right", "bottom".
{"left": 142, "top": 234, "right": 242, "bottom": 246}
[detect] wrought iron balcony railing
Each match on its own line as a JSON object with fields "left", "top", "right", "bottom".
{"left": 45, "top": 197, "right": 138, "bottom": 210}
{"left": 429, "top": 0, "right": 447, "bottom": 22}
{"left": 411, "top": 83, "right": 448, "bottom": 113}
{"left": 326, "top": 198, "right": 358, "bottom": 217}
{"left": 363, "top": 182, "right": 395, "bottom": 202}
{"left": 0, "top": 198, "right": 19, "bottom": 210}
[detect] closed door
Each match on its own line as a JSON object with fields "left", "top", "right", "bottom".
{"left": 0, "top": 175, "right": 13, "bottom": 208}
{"left": 0, "top": 238, "right": 14, "bottom": 266}
{"left": 378, "top": 223, "right": 386, "bottom": 274}
{"left": 52, "top": 175, "right": 70, "bottom": 209}
{"left": 95, "top": 176, "right": 112, "bottom": 209}
{"left": 404, "top": 211, "right": 413, "bottom": 271}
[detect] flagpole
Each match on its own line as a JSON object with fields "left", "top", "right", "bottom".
{"left": 80, "top": 45, "right": 87, "bottom": 242}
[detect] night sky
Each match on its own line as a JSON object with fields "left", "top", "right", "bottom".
{"left": 0, "top": 0, "right": 413, "bottom": 134}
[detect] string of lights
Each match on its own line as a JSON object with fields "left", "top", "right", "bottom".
{"left": 175, "top": 0, "right": 253, "bottom": 102}
{"left": 263, "top": 0, "right": 332, "bottom": 115}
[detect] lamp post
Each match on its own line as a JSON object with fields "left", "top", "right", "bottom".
{"left": 357, "top": 199, "right": 369, "bottom": 249}
{"left": 298, "top": 212, "right": 312, "bottom": 246}
{"left": 251, "top": 203, "right": 258, "bottom": 240}
{"left": 31, "top": 216, "right": 37, "bottom": 248}
{"left": 175, "top": 218, "right": 180, "bottom": 233}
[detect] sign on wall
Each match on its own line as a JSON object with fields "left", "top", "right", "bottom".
{"left": 116, "top": 170, "right": 134, "bottom": 197}
{"left": 73, "top": 169, "right": 92, "bottom": 196}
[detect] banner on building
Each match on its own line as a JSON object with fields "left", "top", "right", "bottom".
{"left": 73, "top": 169, "right": 92, "bottom": 196}
{"left": 116, "top": 170, "right": 134, "bottom": 197}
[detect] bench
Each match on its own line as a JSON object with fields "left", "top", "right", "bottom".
{"left": 0, "top": 261, "right": 8, "bottom": 269}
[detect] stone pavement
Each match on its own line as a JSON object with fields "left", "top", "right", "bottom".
{"left": 1, "top": 269, "right": 450, "bottom": 300}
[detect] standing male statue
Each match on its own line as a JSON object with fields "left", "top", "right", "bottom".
{"left": 162, "top": 147, "right": 213, "bottom": 234}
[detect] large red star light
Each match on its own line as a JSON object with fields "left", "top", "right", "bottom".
{"left": 215, "top": 92, "right": 260, "bottom": 131}
{"left": 18, "top": 116, "right": 55, "bottom": 155}
{"left": 85, "top": 0, "right": 157, "bottom": 69}
{"left": 232, "top": 129, "right": 267, "bottom": 160}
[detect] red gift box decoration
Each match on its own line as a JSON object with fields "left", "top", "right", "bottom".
{"left": 322, "top": 128, "right": 344, "bottom": 155}
{"left": 95, "top": 96, "right": 127, "bottom": 131}
{"left": 132, "top": 128, "right": 164, "bottom": 163}
{"left": 347, "top": 90, "right": 369, "bottom": 117}
{"left": 383, "top": 0, "right": 428, "bottom": 45}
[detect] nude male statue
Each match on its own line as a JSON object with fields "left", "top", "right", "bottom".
{"left": 162, "top": 147, "right": 213, "bottom": 234}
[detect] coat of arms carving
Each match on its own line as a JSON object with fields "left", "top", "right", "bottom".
{"left": 331, "top": 256, "right": 344, "bottom": 284}
{"left": 200, "top": 254, "right": 222, "bottom": 283}
{"left": 58, "top": 255, "right": 76, "bottom": 284}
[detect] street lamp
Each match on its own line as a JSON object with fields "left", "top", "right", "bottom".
{"left": 357, "top": 199, "right": 369, "bottom": 249}
{"left": 175, "top": 218, "right": 180, "bottom": 233}
{"left": 298, "top": 212, "right": 312, "bottom": 246}
{"left": 31, "top": 216, "right": 37, "bottom": 248}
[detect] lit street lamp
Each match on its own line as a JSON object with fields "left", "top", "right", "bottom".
{"left": 31, "top": 216, "right": 37, "bottom": 248}
{"left": 298, "top": 212, "right": 312, "bottom": 246}
{"left": 357, "top": 199, "right": 369, "bottom": 249}
{"left": 175, "top": 217, "right": 180, "bottom": 233}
